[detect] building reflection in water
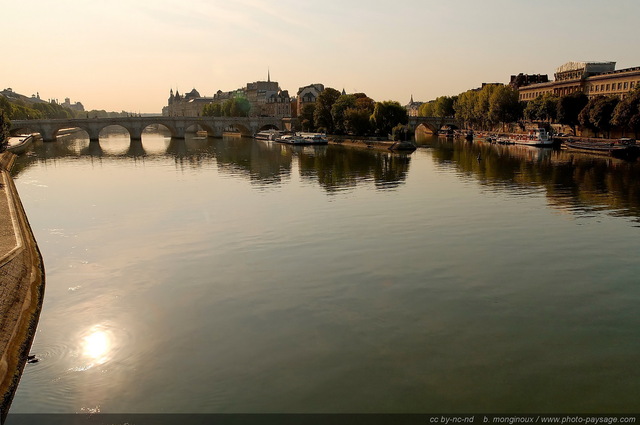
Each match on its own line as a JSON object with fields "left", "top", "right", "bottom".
{"left": 423, "top": 136, "right": 640, "bottom": 222}
{"left": 12, "top": 130, "right": 640, "bottom": 221}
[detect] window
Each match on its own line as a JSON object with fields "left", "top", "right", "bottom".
{"left": 624, "top": 82, "right": 628, "bottom": 89}
{"left": 632, "top": 82, "right": 636, "bottom": 89}
{"left": 618, "top": 83, "right": 622, "bottom": 90}
{"left": 606, "top": 84, "right": 610, "bottom": 91}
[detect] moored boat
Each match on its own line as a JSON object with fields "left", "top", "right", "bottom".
{"left": 564, "top": 139, "right": 639, "bottom": 160}
{"left": 296, "top": 132, "right": 329, "bottom": 145}
{"left": 275, "top": 132, "right": 328, "bottom": 145}
{"left": 254, "top": 130, "right": 282, "bottom": 141}
{"left": 501, "top": 128, "right": 555, "bottom": 147}
{"left": 7, "top": 134, "right": 35, "bottom": 155}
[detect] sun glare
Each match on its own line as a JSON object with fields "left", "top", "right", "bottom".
{"left": 82, "top": 328, "right": 111, "bottom": 365}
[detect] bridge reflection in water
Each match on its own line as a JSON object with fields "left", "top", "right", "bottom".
{"left": 9, "top": 127, "right": 640, "bottom": 413}
{"left": 12, "top": 129, "right": 640, "bottom": 221}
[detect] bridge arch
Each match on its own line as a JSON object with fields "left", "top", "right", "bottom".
{"left": 10, "top": 124, "right": 41, "bottom": 138}
{"left": 225, "top": 122, "right": 254, "bottom": 137}
{"left": 142, "top": 122, "right": 178, "bottom": 138}
{"left": 184, "top": 122, "right": 216, "bottom": 137}
{"left": 10, "top": 116, "right": 287, "bottom": 143}
{"left": 12, "top": 123, "right": 98, "bottom": 142}
{"left": 99, "top": 124, "right": 131, "bottom": 141}
{"left": 415, "top": 123, "right": 439, "bottom": 135}
{"left": 257, "top": 123, "right": 280, "bottom": 132}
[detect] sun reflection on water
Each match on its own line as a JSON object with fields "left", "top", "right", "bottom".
{"left": 80, "top": 326, "right": 112, "bottom": 367}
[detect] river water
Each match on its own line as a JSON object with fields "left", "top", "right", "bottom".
{"left": 7, "top": 129, "right": 640, "bottom": 413}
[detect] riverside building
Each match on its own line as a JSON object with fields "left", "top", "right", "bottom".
{"left": 176, "top": 73, "right": 292, "bottom": 118}
{"left": 162, "top": 88, "right": 213, "bottom": 117}
{"left": 296, "top": 84, "right": 324, "bottom": 116}
{"left": 518, "top": 61, "right": 640, "bottom": 101}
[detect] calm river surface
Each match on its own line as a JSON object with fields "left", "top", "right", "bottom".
{"left": 8, "top": 129, "right": 640, "bottom": 413}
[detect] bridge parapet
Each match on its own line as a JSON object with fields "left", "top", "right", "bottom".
{"left": 9, "top": 116, "right": 284, "bottom": 142}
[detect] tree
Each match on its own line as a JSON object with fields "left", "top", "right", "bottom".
{"left": 418, "top": 102, "right": 435, "bottom": 117}
{"left": 488, "top": 86, "right": 522, "bottom": 127}
{"left": 354, "top": 94, "right": 375, "bottom": 113}
{"left": 432, "top": 96, "right": 456, "bottom": 118}
{"left": 524, "top": 94, "right": 558, "bottom": 122}
{"left": 611, "top": 88, "right": 640, "bottom": 138}
{"left": 579, "top": 97, "right": 598, "bottom": 134}
{"left": 454, "top": 91, "right": 478, "bottom": 128}
{"left": 557, "top": 92, "right": 588, "bottom": 135}
{"left": 230, "top": 98, "right": 251, "bottom": 117}
{"left": 202, "top": 103, "right": 222, "bottom": 117}
{"left": 300, "top": 103, "right": 316, "bottom": 131}
{"left": 313, "top": 88, "right": 341, "bottom": 133}
{"left": 331, "top": 94, "right": 357, "bottom": 134}
{"left": 0, "top": 110, "right": 9, "bottom": 152}
{"left": 221, "top": 98, "right": 250, "bottom": 117}
{"left": 370, "top": 101, "right": 408, "bottom": 136}
{"left": 589, "top": 95, "right": 619, "bottom": 138}
{"left": 391, "top": 124, "right": 410, "bottom": 141}
{"left": 474, "top": 84, "right": 499, "bottom": 129}
{"left": 343, "top": 107, "right": 372, "bottom": 136}
{"left": 579, "top": 95, "right": 620, "bottom": 137}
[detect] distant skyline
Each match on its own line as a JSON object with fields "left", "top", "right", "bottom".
{"left": 4, "top": 0, "right": 640, "bottom": 113}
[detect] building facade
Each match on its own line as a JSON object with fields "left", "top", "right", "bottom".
{"left": 262, "top": 90, "right": 292, "bottom": 118}
{"left": 296, "top": 84, "right": 324, "bottom": 116}
{"left": 162, "top": 88, "right": 213, "bottom": 117}
{"left": 197, "top": 73, "right": 292, "bottom": 118}
{"left": 509, "top": 73, "right": 549, "bottom": 88}
{"left": 405, "top": 95, "right": 423, "bottom": 117}
{"left": 61, "top": 97, "right": 85, "bottom": 112}
{"left": 518, "top": 61, "right": 640, "bottom": 101}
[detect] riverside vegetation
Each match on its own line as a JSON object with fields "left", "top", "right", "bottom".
{"left": 421, "top": 85, "right": 640, "bottom": 138}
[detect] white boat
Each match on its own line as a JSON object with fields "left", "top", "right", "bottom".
{"left": 276, "top": 132, "right": 328, "bottom": 145}
{"left": 7, "top": 134, "right": 35, "bottom": 155}
{"left": 296, "top": 132, "right": 328, "bottom": 145}
{"left": 502, "top": 128, "right": 555, "bottom": 147}
{"left": 254, "top": 130, "right": 282, "bottom": 141}
{"left": 275, "top": 134, "right": 305, "bottom": 144}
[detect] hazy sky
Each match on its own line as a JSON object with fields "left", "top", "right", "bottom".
{"left": 4, "top": 0, "right": 640, "bottom": 113}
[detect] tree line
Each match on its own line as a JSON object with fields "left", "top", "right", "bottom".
{"left": 296, "top": 87, "right": 409, "bottom": 138}
{"left": 418, "top": 84, "right": 640, "bottom": 138}
{"left": 202, "top": 87, "right": 410, "bottom": 138}
{"left": 0, "top": 95, "right": 132, "bottom": 121}
{"left": 202, "top": 97, "right": 251, "bottom": 117}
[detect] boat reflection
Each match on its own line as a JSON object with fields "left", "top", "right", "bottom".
{"left": 10, "top": 130, "right": 640, "bottom": 220}
{"left": 14, "top": 130, "right": 412, "bottom": 192}
{"left": 422, "top": 136, "right": 640, "bottom": 221}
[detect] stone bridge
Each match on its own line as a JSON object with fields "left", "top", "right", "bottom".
{"left": 9, "top": 116, "right": 284, "bottom": 142}
{"left": 408, "top": 116, "right": 461, "bottom": 135}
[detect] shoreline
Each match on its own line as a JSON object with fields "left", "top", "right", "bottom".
{"left": 328, "top": 136, "right": 417, "bottom": 152}
{"left": 0, "top": 152, "right": 45, "bottom": 423}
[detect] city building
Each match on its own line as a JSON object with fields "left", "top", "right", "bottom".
{"left": 191, "top": 72, "right": 292, "bottom": 118}
{"left": 405, "top": 95, "right": 423, "bottom": 117}
{"left": 296, "top": 84, "right": 324, "bottom": 115}
{"left": 518, "top": 61, "right": 640, "bottom": 101}
{"left": 61, "top": 97, "right": 85, "bottom": 112}
{"left": 509, "top": 73, "right": 549, "bottom": 88}
{"left": 163, "top": 88, "right": 213, "bottom": 117}
{"left": 263, "top": 90, "right": 292, "bottom": 118}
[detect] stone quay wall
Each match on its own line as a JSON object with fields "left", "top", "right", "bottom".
{"left": 0, "top": 152, "right": 45, "bottom": 422}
